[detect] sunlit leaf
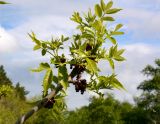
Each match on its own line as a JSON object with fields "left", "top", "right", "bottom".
{"left": 100, "top": 0, "right": 105, "bottom": 11}
{"left": 117, "top": 49, "right": 125, "bottom": 56}
{"left": 102, "top": 16, "right": 115, "bottom": 21}
{"left": 112, "top": 31, "right": 124, "bottom": 35}
{"left": 95, "top": 4, "right": 102, "bottom": 17}
{"left": 115, "top": 24, "right": 123, "bottom": 31}
{"left": 108, "top": 58, "right": 114, "bottom": 69}
{"left": 98, "top": 76, "right": 110, "bottom": 89}
{"left": 28, "top": 32, "right": 41, "bottom": 45}
{"left": 106, "top": 8, "right": 122, "bottom": 14}
{"left": 107, "top": 35, "right": 117, "bottom": 44}
{"left": 111, "top": 76, "right": 125, "bottom": 90}
{"left": 58, "top": 65, "right": 68, "bottom": 90}
{"left": 114, "top": 56, "right": 125, "bottom": 61}
{"left": 31, "top": 62, "right": 50, "bottom": 72}
{"left": 105, "top": 1, "right": 113, "bottom": 10}
{"left": 33, "top": 45, "right": 41, "bottom": 51}
{"left": 43, "top": 69, "right": 53, "bottom": 96}
{"left": 86, "top": 58, "right": 99, "bottom": 74}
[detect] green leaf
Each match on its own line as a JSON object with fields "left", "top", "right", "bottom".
{"left": 109, "top": 46, "right": 114, "bottom": 58}
{"left": 95, "top": 4, "right": 102, "bottom": 17}
{"left": 84, "top": 27, "right": 95, "bottom": 35}
{"left": 105, "top": 1, "right": 113, "bottom": 10}
{"left": 107, "top": 35, "right": 117, "bottom": 44}
{"left": 100, "top": 0, "right": 105, "bottom": 11}
{"left": 102, "top": 16, "right": 115, "bottom": 21}
{"left": 92, "top": 20, "right": 103, "bottom": 32}
{"left": 31, "top": 62, "right": 50, "bottom": 72}
{"left": 81, "top": 32, "right": 94, "bottom": 39}
{"left": 58, "top": 65, "right": 68, "bottom": 90}
{"left": 110, "top": 37, "right": 116, "bottom": 44}
{"left": 108, "top": 58, "right": 114, "bottom": 69}
{"left": 111, "top": 77, "right": 125, "bottom": 90}
{"left": 28, "top": 32, "right": 41, "bottom": 45}
{"left": 71, "top": 49, "right": 87, "bottom": 58}
{"left": 116, "top": 49, "right": 125, "bottom": 56}
{"left": 43, "top": 69, "right": 53, "bottom": 96}
{"left": 106, "top": 8, "right": 122, "bottom": 14}
{"left": 114, "top": 56, "right": 125, "bottom": 61}
{"left": 70, "top": 12, "right": 82, "bottom": 23}
{"left": 115, "top": 24, "right": 123, "bottom": 31}
{"left": 41, "top": 49, "right": 46, "bottom": 56}
{"left": 31, "top": 67, "right": 44, "bottom": 72}
{"left": 33, "top": 45, "right": 41, "bottom": 51}
{"left": 40, "top": 63, "right": 50, "bottom": 69}
{"left": 86, "top": 58, "right": 99, "bottom": 74}
{"left": 0, "top": 1, "right": 9, "bottom": 4}
{"left": 112, "top": 31, "right": 124, "bottom": 35}
{"left": 53, "top": 76, "right": 58, "bottom": 83}
{"left": 42, "top": 43, "right": 47, "bottom": 48}
{"left": 64, "top": 37, "right": 69, "bottom": 41}
{"left": 98, "top": 76, "right": 110, "bottom": 89}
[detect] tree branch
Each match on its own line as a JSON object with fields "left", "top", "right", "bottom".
{"left": 15, "top": 70, "right": 82, "bottom": 124}
{"left": 15, "top": 84, "right": 62, "bottom": 124}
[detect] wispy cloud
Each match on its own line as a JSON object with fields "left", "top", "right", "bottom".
{"left": 0, "top": 0, "right": 160, "bottom": 109}
{"left": 0, "top": 26, "right": 18, "bottom": 53}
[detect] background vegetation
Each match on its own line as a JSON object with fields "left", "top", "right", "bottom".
{"left": 0, "top": 1, "right": 160, "bottom": 124}
{"left": 0, "top": 59, "right": 159, "bottom": 124}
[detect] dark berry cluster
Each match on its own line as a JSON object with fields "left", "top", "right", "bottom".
{"left": 44, "top": 97, "right": 55, "bottom": 109}
{"left": 70, "top": 65, "right": 85, "bottom": 78}
{"left": 70, "top": 64, "right": 87, "bottom": 94}
{"left": 86, "top": 43, "right": 92, "bottom": 51}
{"left": 74, "top": 79, "right": 87, "bottom": 94}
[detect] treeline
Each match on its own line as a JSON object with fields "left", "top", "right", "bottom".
{"left": 0, "top": 59, "right": 160, "bottom": 124}
{"left": 66, "top": 59, "right": 160, "bottom": 124}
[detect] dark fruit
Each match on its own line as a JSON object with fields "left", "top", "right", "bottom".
{"left": 81, "top": 79, "right": 86, "bottom": 84}
{"left": 86, "top": 43, "right": 92, "bottom": 51}
{"left": 74, "top": 79, "right": 87, "bottom": 95}
{"left": 70, "top": 65, "right": 73, "bottom": 69}
{"left": 44, "top": 98, "right": 55, "bottom": 109}
{"left": 60, "top": 58, "right": 66, "bottom": 63}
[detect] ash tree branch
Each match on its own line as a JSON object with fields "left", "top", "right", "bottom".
{"left": 15, "top": 84, "right": 62, "bottom": 124}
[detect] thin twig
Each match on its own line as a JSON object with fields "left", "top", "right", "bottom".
{"left": 15, "top": 84, "right": 62, "bottom": 124}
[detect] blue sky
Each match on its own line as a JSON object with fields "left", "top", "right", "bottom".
{"left": 0, "top": 0, "right": 160, "bottom": 109}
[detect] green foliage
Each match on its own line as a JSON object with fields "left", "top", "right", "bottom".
{"left": 65, "top": 94, "right": 133, "bottom": 124}
{"left": 0, "top": 85, "right": 13, "bottom": 98}
{"left": 0, "top": 94, "right": 33, "bottom": 124}
{"left": 29, "top": 1, "right": 125, "bottom": 120}
{"left": 136, "top": 59, "right": 160, "bottom": 123}
{"left": 14, "top": 83, "right": 29, "bottom": 100}
{"left": 0, "top": 65, "right": 12, "bottom": 86}
{"left": 30, "top": 0, "right": 125, "bottom": 98}
{"left": 0, "top": 65, "right": 28, "bottom": 100}
{"left": 122, "top": 107, "right": 152, "bottom": 124}
{"left": 0, "top": 94, "right": 63, "bottom": 124}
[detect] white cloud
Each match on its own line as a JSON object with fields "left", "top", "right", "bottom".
{"left": 8, "top": 15, "right": 76, "bottom": 50}
{"left": 118, "top": 8, "right": 160, "bottom": 40}
{"left": 112, "top": 43, "right": 160, "bottom": 103}
{"left": 0, "top": 26, "right": 18, "bottom": 53}
{"left": 1, "top": 0, "right": 160, "bottom": 109}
